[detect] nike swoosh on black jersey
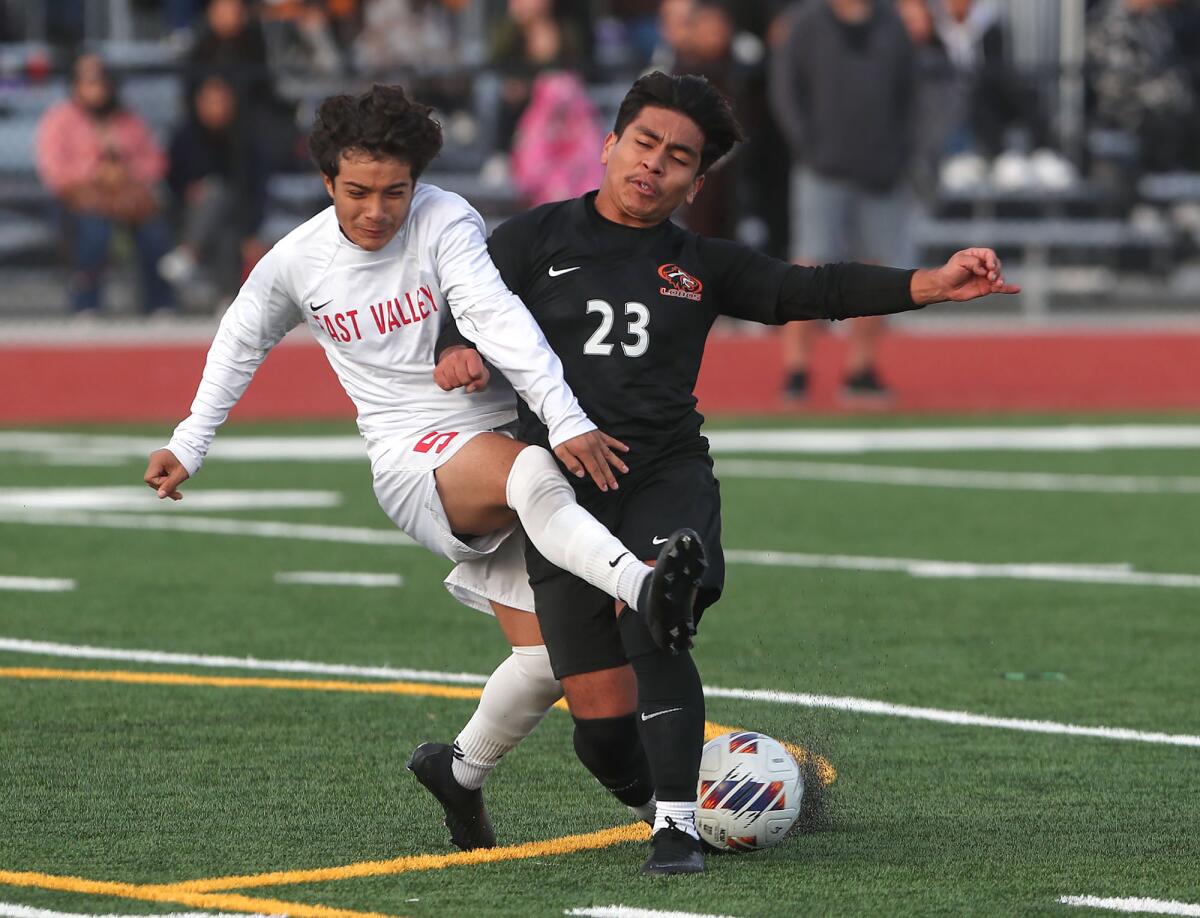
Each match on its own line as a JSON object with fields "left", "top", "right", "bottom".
{"left": 548, "top": 265, "right": 582, "bottom": 277}
{"left": 309, "top": 299, "right": 333, "bottom": 312}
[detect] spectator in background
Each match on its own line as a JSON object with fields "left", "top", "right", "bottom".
{"left": 510, "top": 71, "right": 605, "bottom": 207}
{"left": 1087, "top": 0, "right": 1198, "bottom": 174}
{"left": 190, "top": 0, "right": 273, "bottom": 94}
{"left": 489, "top": 0, "right": 588, "bottom": 155}
{"left": 769, "top": 0, "right": 916, "bottom": 402}
{"left": 355, "top": 0, "right": 468, "bottom": 75}
{"left": 259, "top": 0, "right": 359, "bottom": 76}
{"left": 34, "top": 53, "right": 174, "bottom": 315}
{"left": 670, "top": 0, "right": 739, "bottom": 239}
{"left": 189, "top": 0, "right": 298, "bottom": 170}
{"left": 897, "top": 0, "right": 964, "bottom": 197}
{"left": 650, "top": 0, "right": 696, "bottom": 71}
{"left": 934, "top": 0, "right": 1071, "bottom": 191}
{"left": 160, "top": 73, "right": 269, "bottom": 310}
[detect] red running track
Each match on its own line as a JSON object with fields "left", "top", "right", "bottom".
{"left": 3, "top": 331, "right": 1199, "bottom": 423}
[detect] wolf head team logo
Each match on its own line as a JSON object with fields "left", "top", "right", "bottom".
{"left": 658, "top": 263, "right": 703, "bottom": 302}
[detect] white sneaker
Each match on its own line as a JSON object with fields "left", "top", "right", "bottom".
{"left": 1029, "top": 148, "right": 1076, "bottom": 191}
{"left": 479, "top": 153, "right": 510, "bottom": 189}
{"left": 939, "top": 152, "right": 988, "bottom": 192}
{"left": 991, "top": 151, "right": 1034, "bottom": 191}
{"left": 158, "top": 248, "right": 197, "bottom": 286}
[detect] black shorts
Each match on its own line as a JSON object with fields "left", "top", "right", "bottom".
{"left": 526, "top": 452, "right": 724, "bottom": 680}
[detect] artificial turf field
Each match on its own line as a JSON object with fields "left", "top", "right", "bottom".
{"left": 2, "top": 415, "right": 1199, "bottom": 918}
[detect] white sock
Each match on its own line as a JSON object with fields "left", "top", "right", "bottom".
{"left": 653, "top": 800, "right": 699, "bottom": 840}
{"left": 450, "top": 644, "right": 562, "bottom": 791}
{"left": 628, "top": 795, "right": 656, "bottom": 825}
{"left": 506, "top": 446, "right": 652, "bottom": 610}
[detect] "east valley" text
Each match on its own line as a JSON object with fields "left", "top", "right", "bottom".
{"left": 314, "top": 285, "right": 438, "bottom": 342}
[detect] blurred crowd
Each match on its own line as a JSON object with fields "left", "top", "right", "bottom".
{"left": 5, "top": 0, "right": 1200, "bottom": 320}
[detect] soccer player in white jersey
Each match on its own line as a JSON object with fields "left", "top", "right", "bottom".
{"left": 142, "top": 87, "right": 705, "bottom": 835}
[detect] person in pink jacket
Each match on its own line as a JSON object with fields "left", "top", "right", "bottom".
{"left": 35, "top": 53, "right": 175, "bottom": 314}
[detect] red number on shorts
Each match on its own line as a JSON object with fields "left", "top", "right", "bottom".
{"left": 413, "top": 431, "right": 459, "bottom": 454}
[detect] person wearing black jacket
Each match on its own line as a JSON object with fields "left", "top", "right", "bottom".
{"left": 411, "top": 71, "right": 1016, "bottom": 876}
{"left": 769, "top": 0, "right": 917, "bottom": 402}
{"left": 160, "top": 73, "right": 268, "bottom": 305}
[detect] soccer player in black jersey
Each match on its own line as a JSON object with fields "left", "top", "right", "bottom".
{"left": 412, "top": 72, "right": 1018, "bottom": 875}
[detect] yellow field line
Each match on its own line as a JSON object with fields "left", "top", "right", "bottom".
{"left": 0, "top": 667, "right": 483, "bottom": 700}
{"left": 1, "top": 667, "right": 838, "bottom": 785}
{"left": 163, "top": 823, "right": 650, "bottom": 893}
{"left": 1, "top": 667, "right": 837, "bottom": 785}
{"left": 0, "top": 868, "right": 398, "bottom": 918}
{"left": 1, "top": 666, "right": 835, "bottom": 897}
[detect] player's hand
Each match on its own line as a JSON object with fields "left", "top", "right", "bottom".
{"left": 434, "top": 345, "right": 490, "bottom": 393}
{"left": 144, "top": 448, "right": 189, "bottom": 501}
{"left": 554, "top": 430, "right": 630, "bottom": 492}
{"left": 913, "top": 248, "right": 1021, "bottom": 303}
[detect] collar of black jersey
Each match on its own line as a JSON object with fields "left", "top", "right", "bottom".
{"left": 576, "top": 190, "right": 675, "bottom": 250}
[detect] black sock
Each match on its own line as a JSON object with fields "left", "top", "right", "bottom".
{"left": 619, "top": 609, "right": 706, "bottom": 802}
{"left": 572, "top": 713, "right": 655, "bottom": 807}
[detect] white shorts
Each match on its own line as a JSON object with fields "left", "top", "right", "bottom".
{"left": 371, "top": 426, "right": 515, "bottom": 564}
{"left": 444, "top": 525, "right": 537, "bottom": 616}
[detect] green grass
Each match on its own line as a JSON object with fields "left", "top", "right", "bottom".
{"left": 2, "top": 416, "right": 1199, "bottom": 916}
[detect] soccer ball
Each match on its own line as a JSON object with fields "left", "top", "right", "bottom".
{"left": 695, "top": 731, "right": 803, "bottom": 852}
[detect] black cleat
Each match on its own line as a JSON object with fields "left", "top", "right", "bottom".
{"left": 641, "top": 826, "right": 706, "bottom": 875}
{"left": 782, "top": 369, "right": 809, "bottom": 402}
{"left": 841, "top": 366, "right": 893, "bottom": 403}
{"left": 407, "top": 742, "right": 496, "bottom": 850}
{"left": 637, "top": 528, "right": 707, "bottom": 654}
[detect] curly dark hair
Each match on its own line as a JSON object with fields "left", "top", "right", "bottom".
{"left": 613, "top": 71, "right": 744, "bottom": 174}
{"left": 307, "top": 84, "right": 443, "bottom": 182}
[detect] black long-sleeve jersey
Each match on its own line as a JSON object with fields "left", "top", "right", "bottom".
{"left": 448, "top": 191, "right": 923, "bottom": 470}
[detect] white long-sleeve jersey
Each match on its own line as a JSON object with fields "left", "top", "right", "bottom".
{"left": 167, "top": 184, "right": 594, "bottom": 475}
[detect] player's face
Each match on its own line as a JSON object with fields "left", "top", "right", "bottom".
{"left": 323, "top": 152, "right": 414, "bottom": 251}
{"left": 597, "top": 105, "right": 706, "bottom": 228}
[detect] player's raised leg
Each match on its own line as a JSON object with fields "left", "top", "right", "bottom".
{"left": 434, "top": 431, "right": 698, "bottom": 645}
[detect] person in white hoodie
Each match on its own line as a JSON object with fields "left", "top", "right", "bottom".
{"left": 142, "top": 83, "right": 704, "bottom": 790}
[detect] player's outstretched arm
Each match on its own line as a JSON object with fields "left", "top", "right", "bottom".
{"left": 910, "top": 248, "right": 1021, "bottom": 304}
{"left": 144, "top": 448, "right": 190, "bottom": 501}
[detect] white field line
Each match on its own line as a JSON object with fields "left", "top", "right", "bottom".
{"left": 1059, "top": 896, "right": 1200, "bottom": 915}
{"left": 0, "top": 637, "right": 488, "bottom": 685}
{"left": 3, "top": 508, "right": 1194, "bottom": 588}
{"left": 715, "top": 459, "right": 1200, "bottom": 494}
{"left": 3, "top": 637, "right": 1199, "bottom": 749}
{"left": 0, "top": 487, "right": 342, "bottom": 513}
{"left": 0, "top": 906, "right": 268, "bottom": 918}
{"left": 565, "top": 908, "right": 740, "bottom": 918}
{"left": 705, "top": 426, "right": 1200, "bottom": 454}
{"left": 0, "top": 576, "right": 74, "bottom": 592}
{"left": 0, "top": 509, "right": 415, "bottom": 546}
{"left": 0, "top": 432, "right": 366, "bottom": 463}
{"left": 274, "top": 571, "right": 404, "bottom": 588}
{"left": 4, "top": 426, "right": 1200, "bottom": 463}
{"left": 701, "top": 686, "right": 1200, "bottom": 748}
{"left": 724, "top": 549, "right": 1199, "bottom": 589}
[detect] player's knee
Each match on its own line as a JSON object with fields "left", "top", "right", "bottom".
{"left": 510, "top": 644, "right": 562, "bottom": 708}
{"left": 560, "top": 666, "right": 636, "bottom": 718}
{"left": 505, "top": 445, "right": 570, "bottom": 511}
{"left": 571, "top": 712, "right": 651, "bottom": 804}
